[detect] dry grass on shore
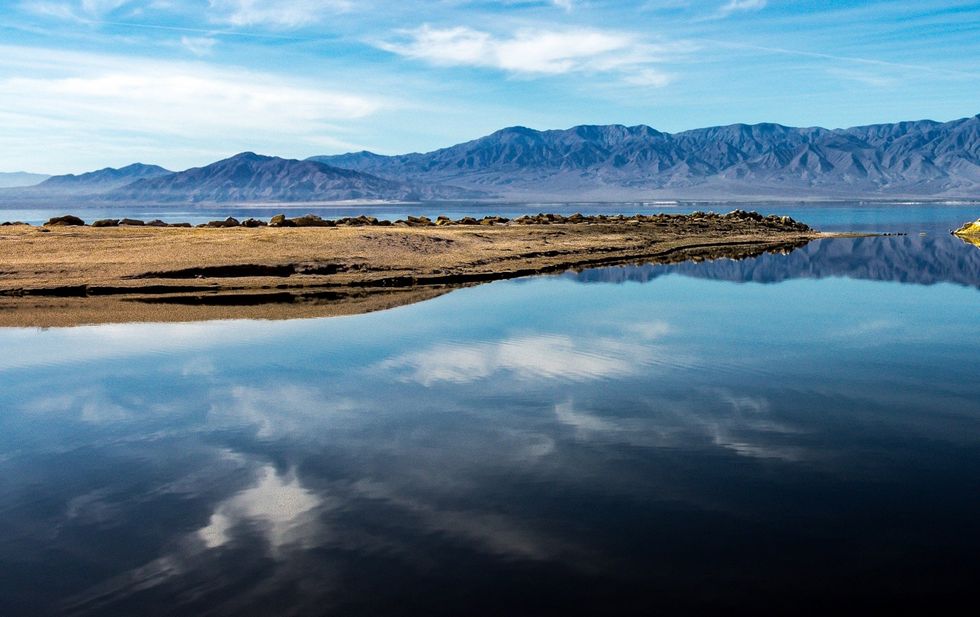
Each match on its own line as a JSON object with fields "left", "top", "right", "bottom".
{"left": 0, "top": 212, "right": 831, "bottom": 326}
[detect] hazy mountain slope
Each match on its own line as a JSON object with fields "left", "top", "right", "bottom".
{"left": 33, "top": 163, "right": 172, "bottom": 194}
{"left": 310, "top": 115, "right": 980, "bottom": 199}
{"left": 0, "top": 172, "right": 50, "bottom": 188}
{"left": 107, "top": 152, "right": 484, "bottom": 203}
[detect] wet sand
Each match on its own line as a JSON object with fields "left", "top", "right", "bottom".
{"left": 0, "top": 213, "right": 840, "bottom": 326}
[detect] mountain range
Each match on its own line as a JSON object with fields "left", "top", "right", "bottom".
{"left": 106, "top": 153, "right": 483, "bottom": 202}
{"left": 1, "top": 114, "right": 978, "bottom": 204}
{"left": 311, "top": 114, "right": 980, "bottom": 200}
{"left": 33, "top": 163, "right": 172, "bottom": 194}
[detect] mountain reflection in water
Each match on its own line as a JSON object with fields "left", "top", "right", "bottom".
{"left": 568, "top": 234, "right": 980, "bottom": 288}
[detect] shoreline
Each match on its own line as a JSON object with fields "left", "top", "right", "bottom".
{"left": 0, "top": 212, "right": 851, "bottom": 327}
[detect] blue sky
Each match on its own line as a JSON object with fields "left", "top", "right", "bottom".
{"left": 1, "top": 0, "right": 978, "bottom": 173}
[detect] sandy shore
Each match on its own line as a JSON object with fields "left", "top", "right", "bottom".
{"left": 0, "top": 212, "right": 839, "bottom": 326}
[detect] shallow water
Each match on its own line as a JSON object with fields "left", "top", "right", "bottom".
{"left": 2, "top": 199, "right": 978, "bottom": 231}
{"left": 1, "top": 204, "right": 979, "bottom": 615}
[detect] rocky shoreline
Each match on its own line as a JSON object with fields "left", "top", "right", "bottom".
{"left": 0, "top": 210, "right": 839, "bottom": 326}
{"left": 9, "top": 209, "right": 812, "bottom": 230}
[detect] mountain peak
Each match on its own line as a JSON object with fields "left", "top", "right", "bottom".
{"left": 225, "top": 151, "right": 274, "bottom": 163}
{"left": 32, "top": 161, "right": 172, "bottom": 193}
{"left": 107, "top": 151, "right": 485, "bottom": 203}
{"left": 309, "top": 114, "right": 980, "bottom": 199}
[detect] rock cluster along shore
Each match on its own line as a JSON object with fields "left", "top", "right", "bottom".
{"left": 2, "top": 209, "right": 811, "bottom": 232}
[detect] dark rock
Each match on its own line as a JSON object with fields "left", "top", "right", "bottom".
{"left": 91, "top": 219, "right": 119, "bottom": 227}
{"left": 339, "top": 215, "right": 374, "bottom": 227}
{"left": 202, "top": 217, "right": 239, "bottom": 228}
{"left": 146, "top": 219, "right": 169, "bottom": 227}
{"left": 242, "top": 218, "right": 267, "bottom": 227}
{"left": 44, "top": 215, "right": 85, "bottom": 226}
{"left": 289, "top": 214, "right": 332, "bottom": 227}
{"left": 170, "top": 222, "right": 192, "bottom": 228}
{"left": 406, "top": 216, "right": 432, "bottom": 227}
{"left": 268, "top": 214, "right": 294, "bottom": 227}
{"left": 119, "top": 218, "right": 145, "bottom": 226}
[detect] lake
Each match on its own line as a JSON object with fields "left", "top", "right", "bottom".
{"left": 1, "top": 202, "right": 979, "bottom": 615}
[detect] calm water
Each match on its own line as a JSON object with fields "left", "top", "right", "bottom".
{"left": 2, "top": 199, "right": 978, "bottom": 231}
{"left": 1, "top": 203, "right": 979, "bottom": 615}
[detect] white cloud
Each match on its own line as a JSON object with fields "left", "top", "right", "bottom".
{"left": 622, "top": 68, "right": 672, "bottom": 87}
{"left": 20, "top": 0, "right": 133, "bottom": 20}
{"left": 81, "top": 0, "right": 130, "bottom": 13}
{"left": 0, "top": 45, "right": 384, "bottom": 171}
{"left": 180, "top": 35, "right": 218, "bottom": 56}
{"left": 554, "top": 400, "right": 615, "bottom": 433}
{"left": 717, "top": 0, "right": 766, "bottom": 17}
{"left": 198, "top": 465, "right": 323, "bottom": 553}
{"left": 377, "top": 332, "right": 669, "bottom": 385}
{"left": 208, "top": 0, "right": 352, "bottom": 28}
{"left": 377, "top": 24, "right": 676, "bottom": 81}
{"left": 826, "top": 68, "right": 897, "bottom": 88}
{"left": 208, "top": 384, "right": 360, "bottom": 438}
{"left": 0, "top": 317, "right": 328, "bottom": 370}
{"left": 625, "top": 320, "right": 673, "bottom": 339}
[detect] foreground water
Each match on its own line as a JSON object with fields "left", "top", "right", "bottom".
{"left": 1, "top": 203, "right": 979, "bottom": 615}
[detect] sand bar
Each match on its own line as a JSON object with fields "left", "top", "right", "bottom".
{"left": 0, "top": 212, "right": 844, "bottom": 326}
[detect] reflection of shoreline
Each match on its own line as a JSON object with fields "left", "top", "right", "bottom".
{"left": 0, "top": 216, "right": 821, "bottom": 327}
{"left": 0, "top": 240, "right": 810, "bottom": 328}
{"left": 569, "top": 235, "right": 980, "bottom": 289}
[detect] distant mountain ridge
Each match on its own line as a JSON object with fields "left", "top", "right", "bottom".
{"left": 0, "top": 172, "right": 50, "bottom": 188}
{"left": 2, "top": 114, "right": 978, "bottom": 204}
{"left": 106, "top": 152, "right": 484, "bottom": 203}
{"left": 310, "top": 115, "right": 980, "bottom": 199}
{"left": 35, "top": 163, "right": 172, "bottom": 194}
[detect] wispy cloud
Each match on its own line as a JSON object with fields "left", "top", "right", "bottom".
{"left": 707, "top": 39, "right": 980, "bottom": 79}
{"left": 376, "top": 331, "right": 673, "bottom": 385}
{"left": 377, "top": 25, "right": 626, "bottom": 75}
{"left": 0, "top": 45, "right": 385, "bottom": 170}
{"left": 622, "top": 68, "right": 672, "bottom": 87}
{"left": 20, "top": 0, "right": 134, "bottom": 21}
{"left": 716, "top": 0, "right": 766, "bottom": 18}
{"left": 207, "top": 0, "right": 352, "bottom": 28}
{"left": 376, "top": 24, "right": 682, "bottom": 88}
{"left": 180, "top": 35, "right": 217, "bottom": 55}
{"left": 826, "top": 68, "right": 897, "bottom": 88}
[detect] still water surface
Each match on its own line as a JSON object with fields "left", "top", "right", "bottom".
{"left": 1, "top": 203, "right": 979, "bottom": 615}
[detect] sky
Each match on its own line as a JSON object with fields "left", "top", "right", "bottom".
{"left": 1, "top": 0, "right": 978, "bottom": 174}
